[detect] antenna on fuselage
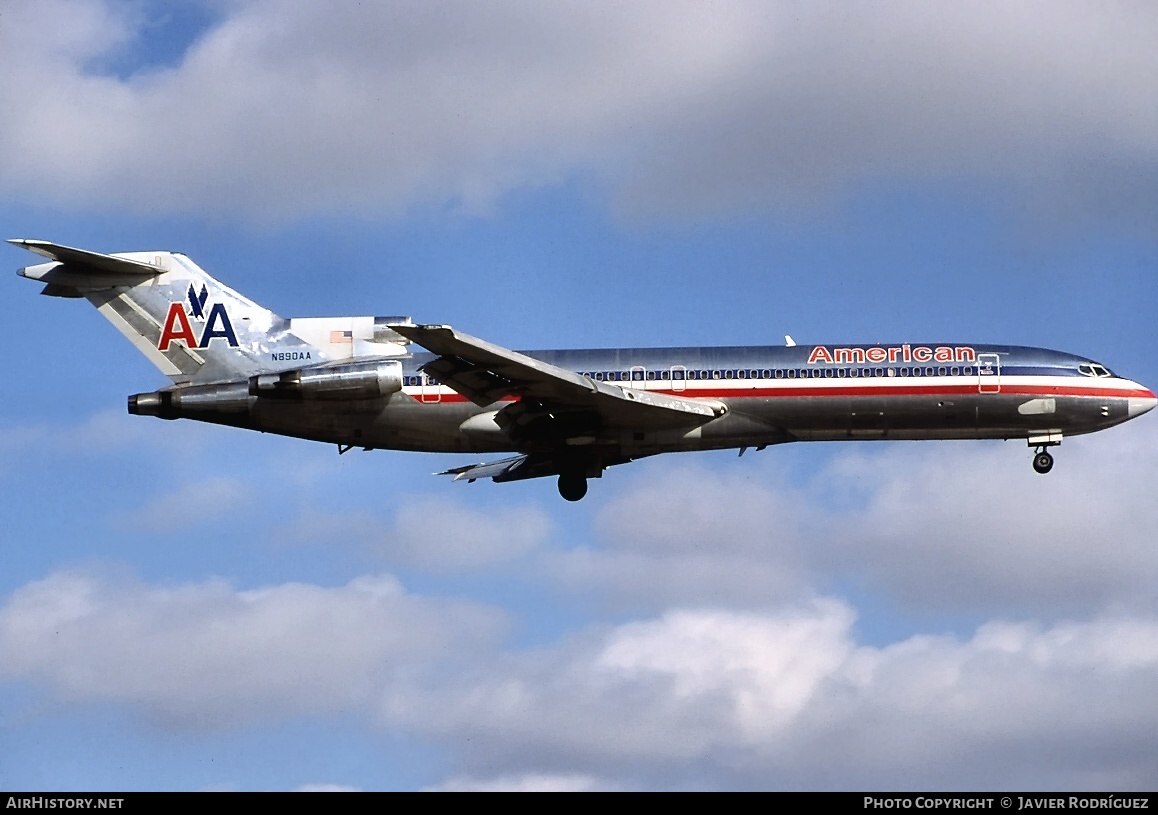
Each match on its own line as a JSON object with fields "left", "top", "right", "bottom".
{"left": 784, "top": 335, "right": 796, "bottom": 347}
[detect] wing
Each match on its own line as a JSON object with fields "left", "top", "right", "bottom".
{"left": 438, "top": 454, "right": 554, "bottom": 483}
{"left": 439, "top": 452, "right": 635, "bottom": 484}
{"left": 389, "top": 323, "right": 726, "bottom": 432}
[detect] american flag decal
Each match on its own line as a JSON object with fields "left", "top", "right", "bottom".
{"left": 330, "top": 330, "right": 353, "bottom": 344}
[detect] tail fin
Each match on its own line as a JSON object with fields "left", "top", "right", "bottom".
{"left": 11, "top": 239, "right": 314, "bottom": 384}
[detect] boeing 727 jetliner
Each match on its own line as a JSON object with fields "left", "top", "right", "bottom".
{"left": 12, "top": 240, "right": 1157, "bottom": 500}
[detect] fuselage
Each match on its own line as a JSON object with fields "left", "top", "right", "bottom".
{"left": 17, "top": 240, "right": 1154, "bottom": 498}
{"left": 240, "top": 341, "right": 1156, "bottom": 459}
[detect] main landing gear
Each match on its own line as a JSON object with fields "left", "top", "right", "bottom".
{"left": 1032, "top": 448, "right": 1054, "bottom": 474}
{"left": 557, "top": 472, "right": 588, "bottom": 502}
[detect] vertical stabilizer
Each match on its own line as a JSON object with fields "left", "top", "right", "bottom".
{"left": 11, "top": 240, "right": 321, "bottom": 384}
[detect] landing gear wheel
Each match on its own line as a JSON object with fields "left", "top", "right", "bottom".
{"left": 1033, "top": 450, "right": 1054, "bottom": 474}
{"left": 558, "top": 472, "right": 588, "bottom": 502}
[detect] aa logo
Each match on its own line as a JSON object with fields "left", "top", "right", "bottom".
{"left": 158, "top": 283, "right": 239, "bottom": 351}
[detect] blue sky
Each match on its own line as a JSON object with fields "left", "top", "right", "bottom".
{"left": 1, "top": 0, "right": 1156, "bottom": 791}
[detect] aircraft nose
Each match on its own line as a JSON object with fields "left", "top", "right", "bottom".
{"left": 1128, "top": 388, "right": 1157, "bottom": 418}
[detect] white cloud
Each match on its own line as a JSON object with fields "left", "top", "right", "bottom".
{"left": 2, "top": 406, "right": 1155, "bottom": 787}
{"left": 391, "top": 496, "right": 552, "bottom": 570}
{"left": 544, "top": 466, "right": 811, "bottom": 610}
{"left": 1, "top": 1, "right": 1153, "bottom": 226}
{"left": 110, "top": 475, "right": 253, "bottom": 532}
{"left": 387, "top": 603, "right": 1158, "bottom": 789}
{"left": 542, "top": 419, "right": 1158, "bottom": 616}
{"left": 0, "top": 409, "right": 230, "bottom": 463}
{"left": 0, "top": 570, "right": 506, "bottom": 728}
{"left": 812, "top": 421, "right": 1158, "bottom": 613}
{"left": 3, "top": 564, "right": 1156, "bottom": 787}
{"left": 423, "top": 773, "right": 606, "bottom": 792}
{"left": 286, "top": 495, "right": 551, "bottom": 572}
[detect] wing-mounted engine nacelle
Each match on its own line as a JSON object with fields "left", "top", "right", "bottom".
{"left": 248, "top": 359, "right": 403, "bottom": 400}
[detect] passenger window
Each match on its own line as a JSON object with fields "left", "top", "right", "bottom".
{"left": 900, "top": 367, "right": 909, "bottom": 377}
{"left": 938, "top": 367, "right": 947, "bottom": 376}
{"left": 775, "top": 369, "right": 783, "bottom": 379}
{"left": 963, "top": 366, "right": 972, "bottom": 376}
{"left": 951, "top": 366, "right": 959, "bottom": 376}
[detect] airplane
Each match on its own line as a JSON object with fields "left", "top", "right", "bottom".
{"left": 11, "top": 239, "right": 1156, "bottom": 501}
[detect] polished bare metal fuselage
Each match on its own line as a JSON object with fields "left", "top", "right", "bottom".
{"left": 210, "top": 344, "right": 1151, "bottom": 461}
{"left": 13, "top": 240, "right": 1154, "bottom": 497}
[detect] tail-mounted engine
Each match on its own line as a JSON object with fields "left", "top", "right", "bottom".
{"left": 248, "top": 360, "right": 403, "bottom": 400}
{"left": 129, "top": 360, "right": 403, "bottom": 419}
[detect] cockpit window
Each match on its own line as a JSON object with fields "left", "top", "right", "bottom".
{"left": 1078, "top": 363, "right": 1114, "bottom": 378}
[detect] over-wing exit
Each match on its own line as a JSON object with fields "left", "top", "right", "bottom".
{"left": 12, "top": 240, "right": 1156, "bottom": 501}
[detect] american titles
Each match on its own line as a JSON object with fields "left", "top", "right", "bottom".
{"left": 808, "top": 344, "right": 976, "bottom": 365}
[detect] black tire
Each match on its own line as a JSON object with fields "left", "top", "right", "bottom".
{"left": 1033, "top": 451, "right": 1054, "bottom": 474}
{"left": 558, "top": 473, "right": 588, "bottom": 501}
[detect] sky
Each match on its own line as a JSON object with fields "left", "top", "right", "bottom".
{"left": 1, "top": 0, "right": 1156, "bottom": 792}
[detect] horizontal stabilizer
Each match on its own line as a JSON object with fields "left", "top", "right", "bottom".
{"left": 9, "top": 239, "right": 164, "bottom": 278}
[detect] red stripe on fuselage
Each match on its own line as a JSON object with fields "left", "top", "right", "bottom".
{"left": 403, "top": 382, "right": 1154, "bottom": 403}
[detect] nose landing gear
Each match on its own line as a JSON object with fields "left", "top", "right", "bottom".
{"left": 1027, "top": 432, "right": 1062, "bottom": 475}
{"left": 1028, "top": 430, "right": 1060, "bottom": 474}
